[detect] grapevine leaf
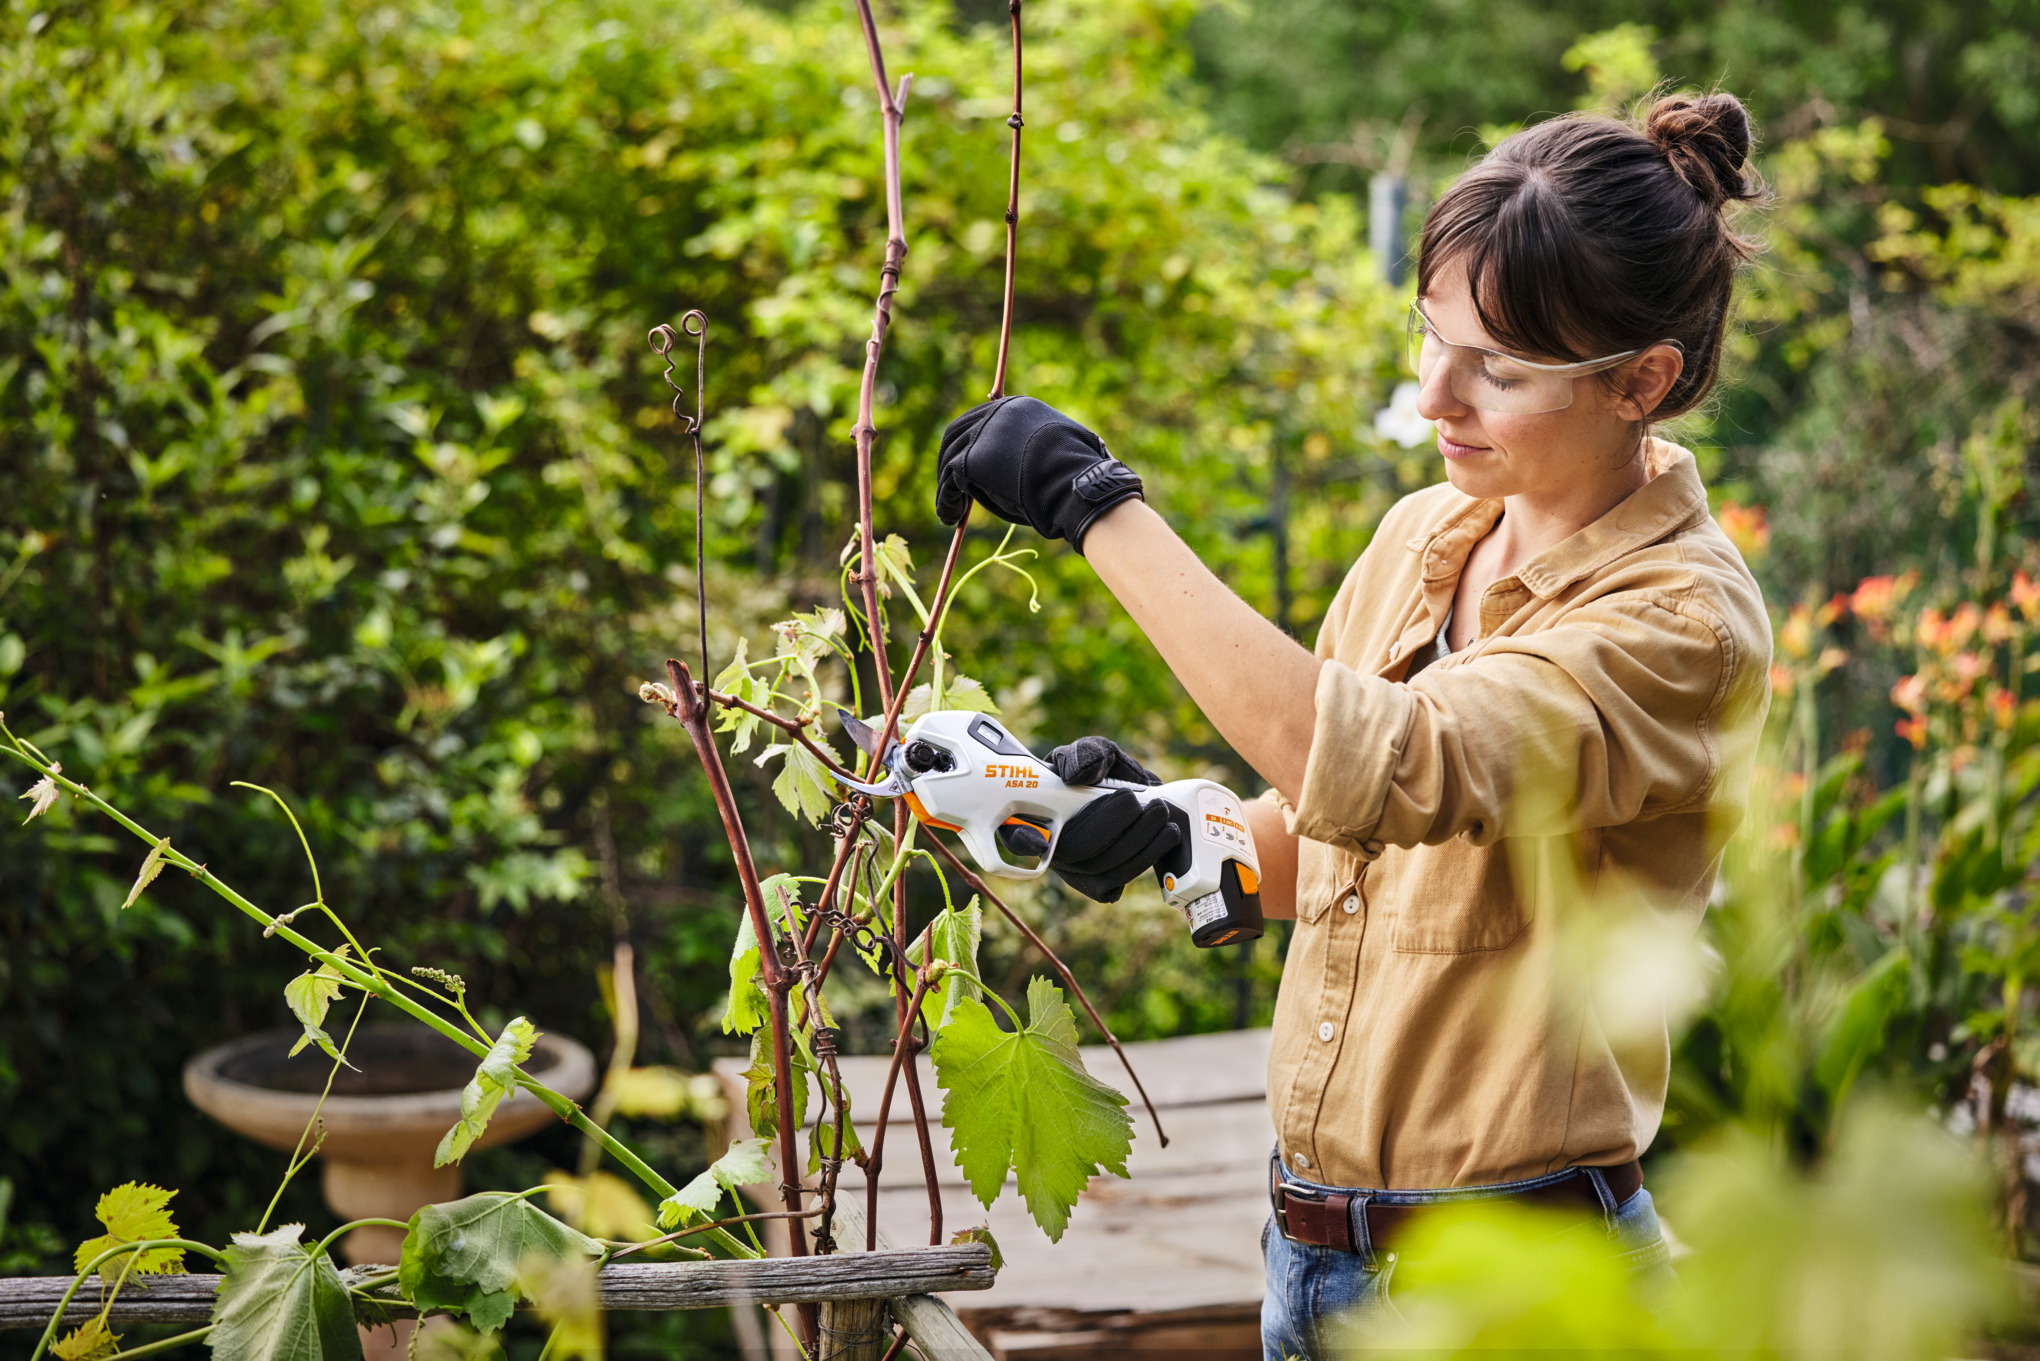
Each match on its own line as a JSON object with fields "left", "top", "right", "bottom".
{"left": 398, "top": 1192, "right": 601, "bottom": 1334}
{"left": 208, "top": 1224, "right": 361, "bottom": 1361}
{"left": 759, "top": 741, "right": 836, "bottom": 825}
{"left": 917, "top": 899, "right": 983, "bottom": 1031}
{"left": 806, "top": 1104, "right": 864, "bottom": 1176}
{"left": 874, "top": 534, "right": 916, "bottom": 600}
{"left": 722, "top": 914, "right": 766, "bottom": 1036}
{"left": 760, "top": 873, "right": 803, "bottom": 934}
{"left": 50, "top": 1316, "right": 119, "bottom": 1361}
{"left": 516, "top": 1252, "right": 601, "bottom": 1361}
{"left": 74, "top": 1182, "right": 185, "bottom": 1281}
{"left": 711, "top": 638, "right": 764, "bottom": 755}
{"left": 950, "top": 1226, "right": 1004, "bottom": 1271}
{"left": 930, "top": 977, "right": 1132, "bottom": 1243}
{"left": 283, "top": 947, "right": 355, "bottom": 1064}
{"left": 608, "top": 1065, "right": 702, "bottom": 1120}
{"left": 121, "top": 836, "right": 172, "bottom": 909}
{"left": 433, "top": 1018, "right": 538, "bottom": 1168}
{"left": 541, "top": 1170, "right": 657, "bottom": 1242}
{"left": 903, "top": 676, "right": 1000, "bottom": 722}
{"left": 18, "top": 765, "right": 61, "bottom": 822}
{"left": 656, "top": 1136, "right": 775, "bottom": 1229}
{"left": 740, "top": 1029, "right": 810, "bottom": 1141}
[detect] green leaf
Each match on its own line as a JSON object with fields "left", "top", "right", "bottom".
{"left": 950, "top": 1226, "right": 1004, "bottom": 1271}
{"left": 398, "top": 1193, "right": 601, "bottom": 1334}
{"left": 209, "top": 1224, "right": 362, "bottom": 1361}
{"left": 722, "top": 914, "right": 767, "bottom": 1036}
{"left": 51, "top": 1316, "right": 120, "bottom": 1361}
{"left": 806, "top": 1104, "right": 864, "bottom": 1177}
{"left": 917, "top": 899, "right": 984, "bottom": 1031}
{"left": 760, "top": 741, "right": 836, "bottom": 825}
{"left": 283, "top": 947, "right": 354, "bottom": 1063}
{"left": 711, "top": 638, "right": 765, "bottom": 755}
{"left": 931, "top": 977, "right": 1132, "bottom": 1243}
{"left": 656, "top": 1136, "right": 776, "bottom": 1229}
{"left": 121, "top": 836, "right": 171, "bottom": 909}
{"left": 74, "top": 1182, "right": 185, "bottom": 1281}
{"left": 741, "top": 1029, "right": 810, "bottom": 1141}
{"left": 434, "top": 1018, "right": 538, "bottom": 1168}
{"left": 903, "top": 675, "right": 999, "bottom": 722}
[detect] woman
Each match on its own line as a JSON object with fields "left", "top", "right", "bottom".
{"left": 934, "top": 93, "right": 1772, "bottom": 1355}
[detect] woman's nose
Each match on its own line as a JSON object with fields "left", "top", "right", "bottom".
{"left": 1414, "top": 355, "right": 1467, "bottom": 422}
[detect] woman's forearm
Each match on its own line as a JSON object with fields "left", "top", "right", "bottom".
{"left": 1082, "top": 499, "right": 1322, "bottom": 801}
{"left": 1244, "top": 797, "right": 1299, "bottom": 919}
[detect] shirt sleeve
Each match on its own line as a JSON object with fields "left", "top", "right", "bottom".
{"left": 1284, "top": 593, "right": 1751, "bottom": 855}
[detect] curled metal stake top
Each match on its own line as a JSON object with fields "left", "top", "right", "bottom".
{"left": 649, "top": 310, "right": 712, "bottom": 689}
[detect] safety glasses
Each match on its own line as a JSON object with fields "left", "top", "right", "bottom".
{"left": 1407, "top": 300, "right": 1675, "bottom": 415}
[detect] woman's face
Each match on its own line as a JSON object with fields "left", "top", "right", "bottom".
{"left": 1414, "top": 257, "right": 1683, "bottom": 504}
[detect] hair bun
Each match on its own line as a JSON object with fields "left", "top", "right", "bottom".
{"left": 1645, "top": 93, "right": 1757, "bottom": 208}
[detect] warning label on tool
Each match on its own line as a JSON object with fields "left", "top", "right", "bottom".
{"left": 1198, "top": 785, "right": 1253, "bottom": 853}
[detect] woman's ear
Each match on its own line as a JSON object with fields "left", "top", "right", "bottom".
{"left": 1615, "top": 344, "right": 1686, "bottom": 421}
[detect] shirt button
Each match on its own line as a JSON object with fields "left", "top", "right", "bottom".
{"left": 1318, "top": 1021, "right": 1335, "bottom": 1042}
{"left": 1294, "top": 1152, "right": 1311, "bottom": 1169}
{"left": 1342, "top": 894, "right": 1359, "bottom": 914}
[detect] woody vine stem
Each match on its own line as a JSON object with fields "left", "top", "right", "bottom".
{"left": 644, "top": 0, "right": 1163, "bottom": 1306}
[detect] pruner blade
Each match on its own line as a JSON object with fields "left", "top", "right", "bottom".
{"left": 834, "top": 706, "right": 910, "bottom": 799}
{"left": 834, "top": 705, "right": 889, "bottom": 760}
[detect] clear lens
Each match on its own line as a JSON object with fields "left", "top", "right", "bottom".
{"left": 1408, "top": 305, "right": 1587, "bottom": 415}
{"left": 1405, "top": 302, "right": 1663, "bottom": 416}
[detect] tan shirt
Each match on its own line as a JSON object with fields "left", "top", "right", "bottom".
{"left": 1267, "top": 445, "right": 1770, "bottom": 1190}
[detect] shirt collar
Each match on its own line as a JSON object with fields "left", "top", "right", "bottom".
{"left": 1405, "top": 441, "right": 1710, "bottom": 600}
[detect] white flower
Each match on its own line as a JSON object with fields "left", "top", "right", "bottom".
{"left": 1373, "top": 381, "right": 1435, "bottom": 449}
{"left": 18, "top": 764, "right": 61, "bottom": 822}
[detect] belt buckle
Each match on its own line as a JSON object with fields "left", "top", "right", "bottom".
{"left": 1271, "top": 1179, "right": 1324, "bottom": 1245}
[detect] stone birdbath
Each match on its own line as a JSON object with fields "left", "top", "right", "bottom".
{"left": 184, "top": 1023, "right": 597, "bottom": 1268}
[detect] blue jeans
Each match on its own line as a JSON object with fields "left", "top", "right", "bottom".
{"left": 1260, "top": 1157, "right": 1674, "bottom": 1360}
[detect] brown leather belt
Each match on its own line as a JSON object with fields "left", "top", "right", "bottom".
{"left": 1272, "top": 1160, "right": 1643, "bottom": 1257}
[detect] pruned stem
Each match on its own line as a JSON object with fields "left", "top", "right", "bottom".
{"left": 926, "top": 833, "right": 1170, "bottom": 1147}
{"left": 705, "top": 685, "right": 862, "bottom": 782}
{"left": 866, "top": 970, "right": 936, "bottom": 1250}
{"left": 659, "top": 659, "right": 808, "bottom": 1264}
{"left": 849, "top": 0, "right": 913, "bottom": 716}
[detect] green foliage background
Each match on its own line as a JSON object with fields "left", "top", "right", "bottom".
{"left": 4, "top": 0, "right": 2040, "bottom": 1343}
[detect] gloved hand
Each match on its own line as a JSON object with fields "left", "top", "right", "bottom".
{"left": 936, "top": 396, "right": 1144, "bottom": 554}
{"left": 996, "top": 737, "right": 1183, "bottom": 903}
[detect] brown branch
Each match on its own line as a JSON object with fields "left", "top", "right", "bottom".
{"left": 990, "top": 0, "right": 1025, "bottom": 399}
{"left": 850, "top": 0, "right": 914, "bottom": 717}
{"left": 925, "top": 833, "right": 1170, "bottom": 1148}
{"left": 866, "top": 969, "right": 937, "bottom": 1251}
{"left": 705, "top": 686, "right": 861, "bottom": 783}
{"left": 659, "top": 659, "right": 811, "bottom": 1271}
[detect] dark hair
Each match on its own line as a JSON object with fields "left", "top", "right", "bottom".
{"left": 1416, "top": 93, "right": 1765, "bottom": 421}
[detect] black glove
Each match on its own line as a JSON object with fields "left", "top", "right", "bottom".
{"left": 996, "top": 738, "right": 1181, "bottom": 904}
{"left": 935, "top": 396, "right": 1144, "bottom": 554}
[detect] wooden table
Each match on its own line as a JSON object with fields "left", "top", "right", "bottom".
{"left": 716, "top": 1027, "right": 1272, "bottom": 1359}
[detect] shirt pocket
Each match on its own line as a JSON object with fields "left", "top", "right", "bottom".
{"left": 1292, "top": 840, "right": 1351, "bottom": 924}
{"left": 1385, "top": 842, "right": 1529, "bottom": 954}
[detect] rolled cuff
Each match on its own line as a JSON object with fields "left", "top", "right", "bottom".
{"left": 1281, "top": 660, "right": 1413, "bottom": 859}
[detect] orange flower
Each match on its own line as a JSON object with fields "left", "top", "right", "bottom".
{"left": 1779, "top": 604, "right": 1815, "bottom": 661}
{"left": 1895, "top": 715, "right": 1928, "bottom": 750}
{"left": 1984, "top": 601, "right": 2016, "bottom": 645}
{"left": 1715, "top": 502, "right": 1770, "bottom": 561}
{"left": 1849, "top": 574, "right": 1902, "bottom": 622}
{"left": 1815, "top": 646, "right": 1848, "bottom": 678}
{"left": 1891, "top": 673, "right": 1928, "bottom": 714}
{"left": 1769, "top": 663, "right": 1796, "bottom": 699}
{"left": 1989, "top": 686, "right": 2017, "bottom": 731}
{"left": 2013, "top": 570, "right": 2040, "bottom": 624}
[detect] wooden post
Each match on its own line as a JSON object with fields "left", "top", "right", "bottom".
{"left": 818, "top": 1297, "right": 890, "bottom": 1360}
